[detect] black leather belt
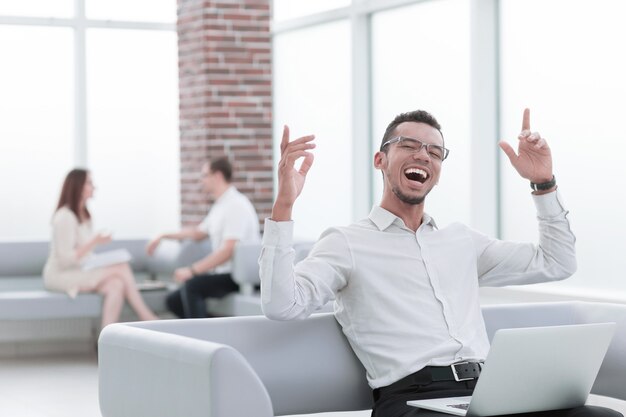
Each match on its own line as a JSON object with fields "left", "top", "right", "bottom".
{"left": 376, "top": 362, "right": 483, "bottom": 397}
{"left": 430, "top": 362, "right": 482, "bottom": 382}
{"left": 373, "top": 362, "right": 483, "bottom": 402}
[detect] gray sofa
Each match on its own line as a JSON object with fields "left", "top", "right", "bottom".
{"left": 98, "top": 301, "right": 626, "bottom": 417}
{"left": 0, "top": 239, "right": 212, "bottom": 321}
{"left": 0, "top": 239, "right": 310, "bottom": 323}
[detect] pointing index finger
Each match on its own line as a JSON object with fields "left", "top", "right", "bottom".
{"left": 280, "top": 125, "right": 290, "bottom": 154}
{"left": 521, "top": 108, "right": 531, "bottom": 132}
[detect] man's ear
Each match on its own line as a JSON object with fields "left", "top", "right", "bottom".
{"left": 374, "top": 151, "right": 385, "bottom": 170}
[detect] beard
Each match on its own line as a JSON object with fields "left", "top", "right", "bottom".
{"left": 391, "top": 185, "right": 430, "bottom": 205}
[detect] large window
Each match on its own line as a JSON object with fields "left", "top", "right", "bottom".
{"left": 0, "top": 1, "right": 73, "bottom": 18}
{"left": 271, "top": 0, "right": 626, "bottom": 299}
{"left": 272, "top": 0, "right": 474, "bottom": 240}
{"left": 0, "top": 1, "right": 179, "bottom": 240}
{"left": 86, "top": 29, "right": 179, "bottom": 236}
{"left": 85, "top": 0, "right": 175, "bottom": 22}
{"left": 499, "top": 0, "right": 626, "bottom": 296}
{"left": 273, "top": 20, "right": 352, "bottom": 240}
{"left": 272, "top": 0, "right": 350, "bottom": 22}
{"left": 0, "top": 26, "right": 74, "bottom": 239}
{"left": 371, "top": 0, "right": 471, "bottom": 227}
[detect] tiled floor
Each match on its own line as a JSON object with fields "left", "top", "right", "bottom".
{"left": 0, "top": 353, "right": 624, "bottom": 417}
{"left": 0, "top": 354, "right": 100, "bottom": 417}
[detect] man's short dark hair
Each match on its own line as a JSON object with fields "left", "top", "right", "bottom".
{"left": 380, "top": 110, "right": 444, "bottom": 152}
{"left": 209, "top": 157, "right": 233, "bottom": 182}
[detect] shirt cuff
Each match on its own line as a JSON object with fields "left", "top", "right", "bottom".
{"left": 262, "top": 218, "right": 294, "bottom": 247}
{"left": 532, "top": 189, "right": 567, "bottom": 218}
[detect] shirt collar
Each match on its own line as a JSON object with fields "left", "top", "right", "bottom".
{"left": 368, "top": 206, "right": 438, "bottom": 231}
{"left": 215, "top": 185, "right": 236, "bottom": 204}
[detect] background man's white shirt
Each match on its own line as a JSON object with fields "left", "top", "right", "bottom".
{"left": 199, "top": 185, "right": 260, "bottom": 274}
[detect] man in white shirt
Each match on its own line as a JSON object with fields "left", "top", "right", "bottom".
{"left": 260, "top": 111, "right": 620, "bottom": 417}
{"left": 147, "top": 157, "right": 260, "bottom": 318}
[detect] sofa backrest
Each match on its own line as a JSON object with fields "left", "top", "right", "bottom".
{"left": 130, "top": 301, "right": 626, "bottom": 415}
{"left": 231, "top": 241, "right": 315, "bottom": 286}
{"left": 145, "top": 238, "right": 212, "bottom": 277}
{"left": 481, "top": 301, "right": 580, "bottom": 339}
{"left": 482, "top": 301, "right": 626, "bottom": 401}
{"left": 0, "top": 239, "right": 159, "bottom": 279}
{"left": 0, "top": 241, "right": 50, "bottom": 277}
{"left": 96, "top": 239, "right": 152, "bottom": 272}
{"left": 231, "top": 242, "right": 262, "bottom": 285}
{"left": 573, "top": 301, "right": 626, "bottom": 401}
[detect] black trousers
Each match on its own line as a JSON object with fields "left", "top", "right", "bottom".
{"left": 165, "top": 273, "right": 238, "bottom": 318}
{"left": 372, "top": 368, "right": 623, "bottom": 417}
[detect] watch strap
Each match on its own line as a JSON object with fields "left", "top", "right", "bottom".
{"left": 530, "top": 175, "right": 556, "bottom": 191}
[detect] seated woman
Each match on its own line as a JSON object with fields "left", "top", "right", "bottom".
{"left": 43, "top": 168, "right": 158, "bottom": 330}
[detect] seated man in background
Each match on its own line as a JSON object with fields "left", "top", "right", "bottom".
{"left": 147, "top": 157, "right": 260, "bottom": 318}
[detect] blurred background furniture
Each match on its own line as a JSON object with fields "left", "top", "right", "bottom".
{"left": 0, "top": 238, "right": 315, "bottom": 355}
{"left": 210, "top": 240, "right": 316, "bottom": 316}
{"left": 0, "top": 239, "right": 208, "bottom": 355}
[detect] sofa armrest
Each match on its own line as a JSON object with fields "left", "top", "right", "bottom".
{"left": 98, "top": 322, "right": 273, "bottom": 417}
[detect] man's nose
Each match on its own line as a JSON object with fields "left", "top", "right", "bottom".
{"left": 412, "top": 146, "right": 431, "bottom": 161}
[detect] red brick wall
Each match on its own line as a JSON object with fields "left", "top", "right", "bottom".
{"left": 177, "top": 0, "right": 272, "bottom": 227}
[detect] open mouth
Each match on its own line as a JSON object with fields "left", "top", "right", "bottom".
{"left": 404, "top": 168, "right": 428, "bottom": 184}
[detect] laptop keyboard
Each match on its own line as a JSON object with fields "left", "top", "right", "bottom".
{"left": 448, "top": 403, "right": 470, "bottom": 410}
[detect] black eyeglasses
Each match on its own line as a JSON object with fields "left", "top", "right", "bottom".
{"left": 381, "top": 136, "right": 450, "bottom": 161}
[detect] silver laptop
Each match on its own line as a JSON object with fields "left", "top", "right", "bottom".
{"left": 407, "top": 323, "right": 615, "bottom": 416}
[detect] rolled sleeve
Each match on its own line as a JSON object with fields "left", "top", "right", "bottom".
{"left": 476, "top": 189, "right": 576, "bottom": 286}
{"left": 262, "top": 218, "right": 294, "bottom": 248}
{"left": 259, "top": 219, "right": 297, "bottom": 318}
{"left": 260, "top": 220, "right": 349, "bottom": 321}
{"left": 533, "top": 190, "right": 568, "bottom": 219}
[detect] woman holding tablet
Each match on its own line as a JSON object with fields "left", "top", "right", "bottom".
{"left": 43, "top": 168, "right": 158, "bottom": 329}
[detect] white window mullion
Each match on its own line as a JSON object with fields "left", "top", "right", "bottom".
{"left": 351, "top": 1, "right": 373, "bottom": 218}
{"left": 74, "top": 0, "right": 87, "bottom": 166}
{"left": 469, "top": 0, "right": 500, "bottom": 236}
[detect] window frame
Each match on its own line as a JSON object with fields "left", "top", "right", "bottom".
{"left": 0, "top": 0, "right": 175, "bottom": 167}
{"left": 271, "top": 0, "right": 501, "bottom": 235}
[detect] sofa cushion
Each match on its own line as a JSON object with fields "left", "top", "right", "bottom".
{"left": 0, "top": 275, "right": 171, "bottom": 320}
{"left": 0, "top": 290, "right": 102, "bottom": 320}
{"left": 0, "top": 239, "right": 154, "bottom": 279}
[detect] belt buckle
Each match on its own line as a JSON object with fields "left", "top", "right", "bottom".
{"left": 451, "top": 362, "right": 476, "bottom": 382}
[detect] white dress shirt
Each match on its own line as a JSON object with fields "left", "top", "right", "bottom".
{"left": 259, "top": 191, "right": 576, "bottom": 388}
{"left": 199, "top": 185, "right": 260, "bottom": 274}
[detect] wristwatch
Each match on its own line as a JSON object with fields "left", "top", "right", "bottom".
{"left": 530, "top": 175, "right": 556, "bottom": 191}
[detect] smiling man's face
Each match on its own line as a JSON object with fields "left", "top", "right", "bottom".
{"left": 375, "top": 121, "right": 444, "bottom": 206}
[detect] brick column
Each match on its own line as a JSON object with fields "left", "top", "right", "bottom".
{"left": 177, "top": 0, "right": 272, "bottom": 227}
